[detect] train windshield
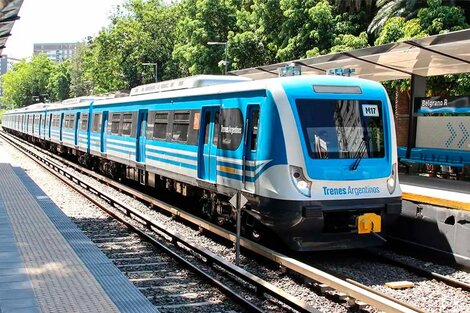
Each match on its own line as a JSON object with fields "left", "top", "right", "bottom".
{"left": 296, "top": 99, "right": 385, "bottom": 159}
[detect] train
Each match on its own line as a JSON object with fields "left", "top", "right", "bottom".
{"left": 1, "top": 74, "right": 402, "bottom": 251}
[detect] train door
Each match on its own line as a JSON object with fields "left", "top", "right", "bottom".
{"left": 243, "top": 105, "right": 260, "bottom": 192}
{"left": 197, "top": 106, "right": 220, "bottom": 182}
{"left": 136, "top": 109, "right": 148, "bottom": 163}
{"left": 100, "top": 111, "right": 109, "bottom": 153}
{"left": 74, "top": 112, "right": 80, "bottom": 146}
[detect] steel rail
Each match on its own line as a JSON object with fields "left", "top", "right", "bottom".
{"left": 1, "top": 130, "right": 424, "bottom": 313}
{"left": 364, "top": 249, "right": 470, "bottom": 293}
{"left": 0, "top": 131, "right": 320, "bottom": 313}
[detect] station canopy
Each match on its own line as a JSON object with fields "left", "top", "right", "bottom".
{"left": 0, "top": 0, "right": 23, "bottom": 54}
{"left": 230, "top": 29, "right": 470, "bottom": 82}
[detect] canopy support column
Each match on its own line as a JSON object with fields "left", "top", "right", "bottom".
{"left": 406, "top": 74, "right": 426, "bottom": 158}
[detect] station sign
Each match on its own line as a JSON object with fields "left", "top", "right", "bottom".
{"left": 415, "top": 95, "right": 470, "bottom": 114}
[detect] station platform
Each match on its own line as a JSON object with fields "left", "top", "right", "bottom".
{"left": 391, "top": 173, "right": 470, "bottom": 268}
{"left": 400, "top": 173, "right": 470, "bottom": 211}
{"left": 0, "top": 148, "right": 157, "bottom": 312}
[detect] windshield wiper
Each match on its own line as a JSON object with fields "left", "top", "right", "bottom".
{"left": 350, "top": 136, "right": 368, "bottom": 171}
{"left": 350, "top": 156, "right": 362, "bottom": 171}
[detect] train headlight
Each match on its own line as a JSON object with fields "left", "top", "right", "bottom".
{"left": 289, "top": 165, "right": 312, "bottom": 198}
{"left": 387, "top": 162, "right": 397, "bottom": 194}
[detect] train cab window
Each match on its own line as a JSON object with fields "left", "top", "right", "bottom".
{"left": 153, "top": 112, "right": 168, "bottom": 140}
{"left": 121, "top": 113, "right": 133, "bottom": 136}
{"left": 172, "top": 112, "right": 190, "bottom": 143}
{"left": 249, "top": 108, "right": 260, "bottom": 151}
{"left": 92, "top": 113, "right": 102, "bottom": 132}
{"left": 80, "top": 114, "right": 89, "bottom": 131}
{"left": 203, "top": 111, "right": 211, "bottom": 144}
{"left": 213, "top": 111, "right": 219, "bottom": 146}
{"left": 111, "top": 113, "right": 121, "bottom": 134}
{"left": 220, "top": 108, "right": 243, "bottom": 150}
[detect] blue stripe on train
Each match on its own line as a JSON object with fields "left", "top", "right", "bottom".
{"left": 146, "top": 155, "right": 196, "bottom": 170}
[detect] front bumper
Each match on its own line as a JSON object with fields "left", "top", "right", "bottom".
{"left": 253, "top": 196, "right": 402, "bottom": 251}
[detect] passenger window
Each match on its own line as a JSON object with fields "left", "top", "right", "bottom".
{"left": 172, "top": 112, "right": 190, "bottom": 143}
{"left": 111, "top": 113, "right": 121, "bottom": 134}
{"left": 122, "top": 113, "right": 133, "bottom": 136}
{"left": 153, "top": 112, "right": 168, "bottom": 140}
{"left": 92, "top": 113, "right": 101, "bottom": 132}
{"left": 81, "top": 114, "right": 89, "bottom": 131}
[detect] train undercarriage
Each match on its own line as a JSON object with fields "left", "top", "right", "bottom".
{"left": 11, "top": 131, "right": 266, "bottom": 244}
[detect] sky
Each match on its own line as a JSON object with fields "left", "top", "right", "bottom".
{"left": 3, "top": 0, "right": 125, "bottom": 59}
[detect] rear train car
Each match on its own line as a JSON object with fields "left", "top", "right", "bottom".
{"left": 1, "top": 74, "right": 401, "bottom": 251}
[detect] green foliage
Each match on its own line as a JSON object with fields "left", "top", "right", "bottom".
{"left": 417, "top": 0, "right": 468, "bottom": 35}
{"left": 173, "top": 0, "right": 239, "bottom": 75}
{"left": 48, "top": 60, "right": 72, "bottom": 101}
{"left": 330, "top": 32, "right": 369, "bottom": 53}
{"left": 277, "top": 0, "right": 336, "bottom": 60}
{"left": 2, "top": 54, "right": 53, "bottom": 108}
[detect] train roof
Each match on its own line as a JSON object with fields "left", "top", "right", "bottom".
{"left": 5, "top": 74, "right": 385, "bottom": 114}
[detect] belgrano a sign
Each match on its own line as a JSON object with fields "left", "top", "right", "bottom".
{"left": 415, "top": 95, "right": 470, "bottom": 113}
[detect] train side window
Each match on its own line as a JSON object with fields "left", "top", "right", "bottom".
{"left": 70, "top": 114, "right": 76, "bottom": 129}
{"left": 111, "top": 113, "right": 121, "bottom": 135}
{"left": 172, "top": 111, "right": 190, "bottom": 143}
{"left": 81, "top": 113, "right": 89, "bottom": 131}
{"left": 92, "top": 113, "right": 102, "bottom": 132}
{"left": 121, "top": 113, "right": 133, "bottom": 136}
{"left": 187, "top": 110, "right": 200, "bottom": 145}
{"left": 249, "top": 108, "right": 259, "bottom": 151}
{"left": 220, "top": 108, "right": 243, "bottom": 150}
{"left": 153, "top": 112, "right": 168, "bottom": 140}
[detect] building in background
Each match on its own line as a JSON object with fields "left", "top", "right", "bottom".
{"left": 0, "top": 55, "right": 21, "bottom": 97}
{"left": 33, "top": 42, "right": 78, "bottom": 62}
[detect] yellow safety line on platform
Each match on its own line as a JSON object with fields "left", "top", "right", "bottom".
{"left": 402, "top": 192, "right": 470, "bottom": 212}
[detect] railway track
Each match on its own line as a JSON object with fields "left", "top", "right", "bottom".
{"left": 0, "top": 131, "right": 318, "bottom": 312}
{"left": 4, "top": 129, "right": 468, "bottom": 312}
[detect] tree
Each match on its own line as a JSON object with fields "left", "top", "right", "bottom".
{"left": 173, "top": 0, "right": 239, "bottom": 75}
{"left": 277, "top": 0, "right": 336, "bottom": 60}
{"left": 2, "top": 54, "right": 53, "bottom": 108}
{"left": 330, "top": 32, "right": 369, "bottom": 53}
{"left": 48, "top": 60, "right": 72, "bottom": 101}
{"left": 228, "top": 0, "right": 284, "bottom": 69}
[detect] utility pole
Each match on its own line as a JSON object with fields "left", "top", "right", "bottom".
{"left": 207, "top": 41, "right": 228, "bottom": 75}
{"left": 143, "top": 62, "right": 158, "bottom": 82}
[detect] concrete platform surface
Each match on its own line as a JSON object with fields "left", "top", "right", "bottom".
{"left": 399, "top": 174, "right": 470, "bottom": 211}
{"left": 0, "top": 150, "right": 157, "bottom": 312}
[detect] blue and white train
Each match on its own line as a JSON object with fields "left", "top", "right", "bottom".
{"left": 2, "top": 74, "right": 402, "bottom": 251}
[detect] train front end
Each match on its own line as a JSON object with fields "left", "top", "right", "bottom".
{"left": 259, "top": 76, "right": 401, "bottom": 251}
